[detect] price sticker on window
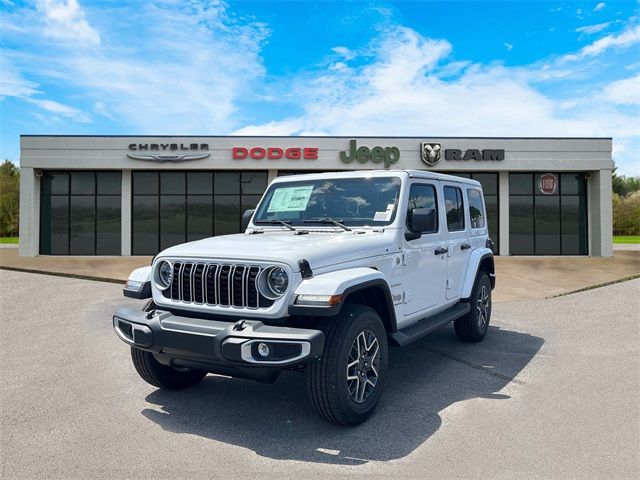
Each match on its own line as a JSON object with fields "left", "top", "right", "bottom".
{"left": 267, "top": 185, "right": 314, "bottom": 212}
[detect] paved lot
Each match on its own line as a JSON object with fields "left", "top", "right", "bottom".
{"left": 1, "top": 271, "right": 638, "bottom": 479}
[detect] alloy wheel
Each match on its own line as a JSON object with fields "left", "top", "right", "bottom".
{"left": 346, "top": 329, "right": 381, "bottom": 403}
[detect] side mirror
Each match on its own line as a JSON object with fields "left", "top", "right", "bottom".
{"left": 405, "top": 207, "right": 436, "bottom": 241}
{"left": 242, "top": 209, "right": 255, "bottom": 231}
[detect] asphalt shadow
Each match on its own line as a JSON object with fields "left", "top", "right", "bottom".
{"left": 142, "top": 324, "right": 544, "bottom": 465}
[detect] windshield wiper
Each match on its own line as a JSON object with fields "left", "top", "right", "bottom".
{"left": 256, "top": 219, "right": 296, "bottom": 231}
{"left": 302, "top": 218, "right": 352, "bottom": 231}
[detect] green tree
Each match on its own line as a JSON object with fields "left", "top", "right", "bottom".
{"left": 612, "top": 161, "right": 640, "bottom": 197}
{"left": 0, "top": 160, "right": 20, "bottom": 237}
{"left": 613, "top": 191, "right": 640, "bottom": 236}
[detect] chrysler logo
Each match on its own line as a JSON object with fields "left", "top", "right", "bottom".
{"left": 127, "top": 153, "right": 211, "bottom": 162}
{"left": 420, "top": 142, "right": 441, "bottom": 166}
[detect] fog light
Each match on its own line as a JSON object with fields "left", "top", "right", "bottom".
{"left": 257, "top": 343, "right": 270, "bottom": 358}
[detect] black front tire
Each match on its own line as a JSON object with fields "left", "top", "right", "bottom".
{"left": 130, "top": 347, "right": 207, "bottom": 390}
{"left": 454, "top": 272, "right": 492, "bottom": 343}
{"left": 306, "top": 304, "right": 388, "bottom": 426}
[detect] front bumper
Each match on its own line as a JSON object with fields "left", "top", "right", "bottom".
{"left": 113, "top": 308, "right": 324, "bottom": 383}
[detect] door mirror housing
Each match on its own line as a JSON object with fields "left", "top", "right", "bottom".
{"left": 241, "top": 209, "right": 255, "bottom": 231}
{"left": 406, "top": 207, "right": 436, "bottom": 241}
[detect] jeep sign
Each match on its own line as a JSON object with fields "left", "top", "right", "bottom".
{"left": 339, "top": 139, "right": 400, "bottom": 168}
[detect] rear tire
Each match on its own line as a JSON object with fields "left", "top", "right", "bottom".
{"left": 130, "top": 347, "right": 207, "bottom": 390}
{"left": 306, "top": 304, "right": 388, "bottom": 426}
{"left": 454, "top": 272, "right": 492, "bottom": 342}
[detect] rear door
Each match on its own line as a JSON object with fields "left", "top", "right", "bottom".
{"left": 401, "top": 182, "right": 447, "bottom": 316}
{"left": 442, "top": 183, "right": 471, "bottom": 300}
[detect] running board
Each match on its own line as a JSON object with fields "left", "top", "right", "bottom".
{"left": 389, "top": 303, "right": 471, "bottom": 347}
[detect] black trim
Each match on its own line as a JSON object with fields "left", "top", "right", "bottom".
{"left": 389, "top": 303, "right": 471, "bottom": 347}
{"left": 288, "top": 279, "right": 398, "bottom": 332}
{"left": 298, "top": 259, "right": 313, "bottom": 278}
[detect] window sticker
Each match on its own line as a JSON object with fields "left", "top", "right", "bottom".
{"left": 373, "top": 203, "right": 395, "bottom": 222}
{"left": 267, "top": 185, "right": 314, "bottom": 213}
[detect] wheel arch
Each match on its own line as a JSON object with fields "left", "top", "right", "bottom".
{"left": 460, "top": 249, "right": 495, "bottom": 300}
{"left": 290, "top": 268, "right": 398, "bottom": 333}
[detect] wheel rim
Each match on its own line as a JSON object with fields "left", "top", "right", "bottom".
{"left": 476, "top": 284, "right": 490, "bottom": 330}
{"left": 346, "top": 329, "right": 381, "bottom": 403}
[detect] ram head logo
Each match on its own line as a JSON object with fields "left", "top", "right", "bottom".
{"left": 420, "top": 142, "right": 442, "bottom": 166}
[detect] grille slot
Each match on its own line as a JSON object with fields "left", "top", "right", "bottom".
{"left": 164, "top": 261, "right": 270, "bottom": 309}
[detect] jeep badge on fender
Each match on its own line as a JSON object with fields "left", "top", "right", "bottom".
{"left": 114, "top": 169, "right": 495, "bottom": 426}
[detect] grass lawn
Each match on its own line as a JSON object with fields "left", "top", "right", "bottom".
{"left": 613, "top": 236, "right": 640, "bottom": 244}
{"left": 0, "top": 237, "right": 19, "bottom": 244}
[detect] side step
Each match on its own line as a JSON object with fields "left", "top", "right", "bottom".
{"left": 388, "top": 303, "right": 471, "bottom": 347}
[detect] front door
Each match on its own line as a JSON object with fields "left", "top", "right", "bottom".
{"left": 402, "top": 182, "right": 447, "bottom": 316}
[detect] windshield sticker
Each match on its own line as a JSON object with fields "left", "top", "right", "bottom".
{"left": 373, "top": 203, "right": 395, "bottom": 222}
{"left": 267, "top": 185, "right": 314, "bottom": 213}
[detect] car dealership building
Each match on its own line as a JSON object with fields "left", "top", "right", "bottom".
{"left": 19, "top": 135, "right": 613, "bottom": 257}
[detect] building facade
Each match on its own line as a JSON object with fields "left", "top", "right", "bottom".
{"left": 19, "top": 135, "right": 613, "bottom": 257}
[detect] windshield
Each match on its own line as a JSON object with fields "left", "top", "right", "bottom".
{"left": 254, "top": 177, "right": 402, "bottom": 227}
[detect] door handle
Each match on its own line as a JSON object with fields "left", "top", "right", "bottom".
{"left": 461, "top": 243, "right": 471, "bottom": 250}
{"left": 435, "top": 247, "right": 448, "bottom": 255}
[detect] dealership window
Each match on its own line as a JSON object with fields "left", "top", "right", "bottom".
{"left": 132, "top": 171, "right": 267, "bottom": 255}
{"left": 40, "top": 171, "right": 122, "bottom": 255}
{"left": 509, "top": 173, "right": 587, "bottom": 255}
{"left": 453, "top": 174, "right": 498, "bottom": 251}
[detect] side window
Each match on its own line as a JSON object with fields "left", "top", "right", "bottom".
{"left": 406, "top": 184, "right": 438, "bottom": 234}
{"left": 467, "top": 189, "right": 485, "bottom": 228}
{"left": 443, "top": 186, "right": 465, "bottom": 231}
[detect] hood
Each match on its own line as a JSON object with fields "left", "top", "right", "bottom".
{"left": 158, "top": 229, "right": 395, "bottom": 270}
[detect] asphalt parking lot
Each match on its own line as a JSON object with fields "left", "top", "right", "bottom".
{"left": 1, "top": 271, "right": 638, "bottom": 479}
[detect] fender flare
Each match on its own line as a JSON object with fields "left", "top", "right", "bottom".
{"left": 289, "top": 267, "right": 397, "bottom": 332}
{"left": 460, "top": 249, "right": 495, "bottom": 300}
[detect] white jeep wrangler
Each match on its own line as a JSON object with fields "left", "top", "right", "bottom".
{"left": 114, "top": 170, "right": 495, "bottom": 425}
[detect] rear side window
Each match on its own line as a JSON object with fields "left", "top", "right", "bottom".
{"left": 406, "top": 184, "right": 438, "bottom": 233}
{"left": 443, "top": 186, "right": 465, "bottom": 231}
{"left": 467, "top": 189, "right": 485, "bottom": 228}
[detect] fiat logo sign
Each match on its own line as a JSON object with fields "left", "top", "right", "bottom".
{"left": 538, "top": 173, "right": 558, "bottom": 195}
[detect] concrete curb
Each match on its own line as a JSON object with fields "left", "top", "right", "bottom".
{"left": 547, "top": 273, "right": 640, "bottom": 298}
{"left": 0, "top": 266, "right": 124, "bottom": 285}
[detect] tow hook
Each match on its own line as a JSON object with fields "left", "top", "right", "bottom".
{"left": 233, "top": 320, "right": 247, "bottom": 331}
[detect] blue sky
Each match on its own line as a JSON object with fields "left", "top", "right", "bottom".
{"left": 1, "top": 0, "right": 639, "bottom": 175}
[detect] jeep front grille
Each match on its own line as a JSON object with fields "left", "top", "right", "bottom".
{"left": 164, "top": 262, "right": 270, "bottom": 309}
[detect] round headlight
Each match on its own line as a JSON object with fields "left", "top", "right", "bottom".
{"left": 156, "top": 261, "right": 173, "bottom": 290}
{"left": 267, "top": 267, "right": 288, "bottom": 296}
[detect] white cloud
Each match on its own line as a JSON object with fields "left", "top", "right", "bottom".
{"left": 576, "top": 22, "right": 611, "bottom": 35}
{"left": 563, "top": 24, "right": 640, "bottom": 61}
{"left": 595, "top": 3, "right": 606, "bottom": 12}
{"left": 504, "top": 42, "right": 513, "bottom": 51}
{"left": 0, "top": 57, "right": 40, "bottom": 98}
{"left": 24, "top": 97, "right": 91, "bottom": 122}
{"left": 603, "top": 75, "right": 640, "bottom": 105}
{"left": 332, "top": 46, "right": 356, "bottom": 61}
{"left": 36, "top": 0, "right": 100, "bottom": 46}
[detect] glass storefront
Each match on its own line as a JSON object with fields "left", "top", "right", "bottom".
{"left": 132, "top": 170, "right": 268, "bottom": 255}
{"left": 509, "top": 172, "right": 587, "bottom": 255}
{"left": 40, "top": 171, "right": 122, "bottom": 255}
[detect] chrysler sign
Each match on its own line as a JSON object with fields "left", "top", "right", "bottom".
{"left": 127, "top": 143, "right": 210, "bottom": 162}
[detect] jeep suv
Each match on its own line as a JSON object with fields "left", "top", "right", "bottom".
{"left": 114, "top": 170, "right": 495, "bottom": 425}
